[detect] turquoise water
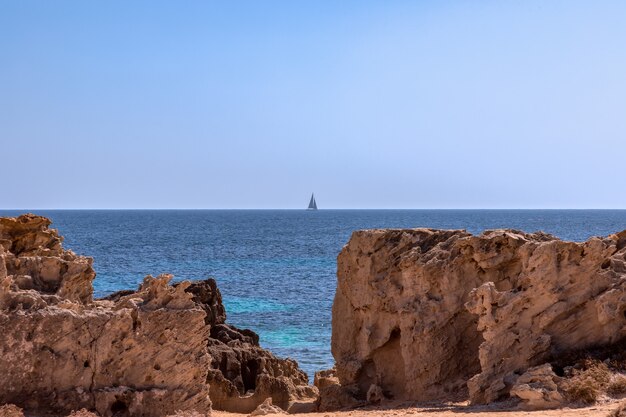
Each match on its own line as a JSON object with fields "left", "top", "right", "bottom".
{"left": 3, "top": 209, "right": 626, "bottom": 378}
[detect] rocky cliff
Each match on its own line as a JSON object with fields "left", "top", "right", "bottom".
{"left": 328, "top": 228, "right": 626, "bottom": 408}
{"left": 0, "top": 214, "right": 315, "bottom": 416}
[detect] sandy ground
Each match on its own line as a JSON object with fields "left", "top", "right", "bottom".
{"left": 213, "top": 401, "right": 622, "bottom": 417}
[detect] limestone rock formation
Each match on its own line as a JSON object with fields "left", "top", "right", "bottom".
{"left": 106, "top": 278, "right": 317, "bottom": 413}
{"left": 329, "top": 227, "right": 626, "bottom": 407}
{"left": 464, "top": 230, "right": 626, "bottom": 404}
{"left": 0, "top": 214, "right": 315, "bottom": 416}
{"left": 0, "top": 214, "right": 95, "bottom": 304}
{"left": 1, "top": 271, "right": 211, "bottom": 417}
{"left": 331, "top": 228, "right": 485, "bottom": 403}
{"left": 181, "top": 280, "right": 318, "bottom": 414}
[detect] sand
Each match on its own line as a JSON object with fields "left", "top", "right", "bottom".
{"left": 213, "top": 401, "right": 621, "bottom": 417}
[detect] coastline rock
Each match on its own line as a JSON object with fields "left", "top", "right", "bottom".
{"left": 0, "top": 214, "right": 95, "bottom": 304}
{"left": 184, "top": 280, "right": 317, "bottom": 413}
{"left": 331, "top": 228, "right": 485, "bottom": 403}
{"left": 0, "top": 214, "right": 315, "bottom": 416}
{"left": 330, "top": 228, "right": 626, "bottom": 407}
{"left": 1, "top": 270, "right": 212, "bottom": 417}
{"left": 465, "top": 230, "right": 626, "bottom": 403}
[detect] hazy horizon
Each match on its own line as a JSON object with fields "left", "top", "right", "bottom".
{"left": 3, "top": 1, "right": 626, "bottom": 209}
{"left": 4, "top": 208, "right": 626, "bottom": 211}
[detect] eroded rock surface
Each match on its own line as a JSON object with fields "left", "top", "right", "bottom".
{"left": 330, "top": 228, "right": 626, "bottom": 407}
{"left": 183, "top": 280, "right": 318, "bottom": 413}
{"left": 314, "top": 368, "right": 361, "bottom": 412}
{"left": 0, "top": 214, "right": 314, "bottom": 416}
{"left": 0, "top": 214, "right": 95, "bottom": 304}
{"left": 248, "top": 398, "right": 286, "bottom": 416}
{"left": 509, "top": 364, "right": 564, "bottom": 410}
{"left": 0, "top": 404, "right": 25, "bottom": 417}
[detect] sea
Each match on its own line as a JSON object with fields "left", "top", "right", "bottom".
{"left": 2, "top": 209, "right": 626, "bottom": 379}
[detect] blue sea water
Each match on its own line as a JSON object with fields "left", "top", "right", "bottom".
{"left": 2, "top": 209, "right": 626, "bottom": 379}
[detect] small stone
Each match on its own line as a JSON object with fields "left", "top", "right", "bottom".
{"left": 249, "top": 398, "right": 285, "bottom": 416}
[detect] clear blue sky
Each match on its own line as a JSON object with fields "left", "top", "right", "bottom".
{"left": 2, "top": 1, "right": 625, "bottom": 209}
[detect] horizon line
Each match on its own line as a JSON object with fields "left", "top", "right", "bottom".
{"left": 2, "top": 208, "right": 626, "bottom": 211}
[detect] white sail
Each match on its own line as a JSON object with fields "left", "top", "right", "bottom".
{"left": 308, "top": 193, "right": 317, "bottom": 210}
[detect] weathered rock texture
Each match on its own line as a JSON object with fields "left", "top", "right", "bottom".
{"left": 183, "top": 281, "right": 317, "bottom": 413}
{"left": 0, "top": 214, "right": 314, "bottom": 416}
{"left": 0, "top": 404, "right": 25, "bottom": 417}
{"left": 509, "top": 364, "right": 564, "bottom": 409}
{"left": 330, "top": 228, "right": 626, "bottom": 407}
{"left": 248, "top": 398, "right": 286, "bottom": 416}
{"left": 313, "top": 368, "right": 360, "bottom": 412}
{"left": 0, "top": 215, "right": 212, "bottom": 417}
{"left": 105, "top": 277, "right": 317, "bottom": 414}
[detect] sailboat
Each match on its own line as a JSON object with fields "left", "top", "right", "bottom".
{"left": 307, "top": 193, "right": 318, "bottom": 210}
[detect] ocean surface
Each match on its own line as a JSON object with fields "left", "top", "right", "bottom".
{"left": 3, "top": 209, "right": 626, "bottom": 379}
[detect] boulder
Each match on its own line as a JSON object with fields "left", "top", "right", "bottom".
{"left": 248, "top": 398, "right": 285, "bottom": 416}
{"left": 313, "top": 368, "right": 361, "bottom": 412}
{"left": 509, "top": 364, "right": 564, "bottom": 409}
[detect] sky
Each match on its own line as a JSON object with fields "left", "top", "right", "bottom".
{"left": 1, "top": 0, "right": 626, "bottom": 209}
